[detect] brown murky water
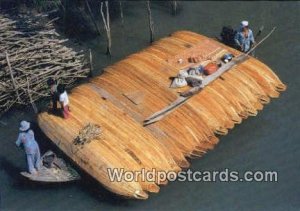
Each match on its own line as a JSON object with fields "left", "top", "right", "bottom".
{"left": 0, "top": 1, "right": 299, "bottom": 210}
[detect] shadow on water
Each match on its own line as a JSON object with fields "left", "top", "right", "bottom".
{"left": 0, "top": 156, "right": 22, "bottom": 182}
{"left": 76, "top": 171, "right": 130, "bottom": 206}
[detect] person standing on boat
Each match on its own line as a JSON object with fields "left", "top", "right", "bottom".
{"left": 58, "top": 84, "right": 71, "bottom": 119}
{"left": 234, "top": 20, "right": 256, "bottom": 52}
{"left": 47, "top": 78, "right": 59, "bottom": 112}
{"left": 16, "top": 120, "right": 41, "bottom": 175}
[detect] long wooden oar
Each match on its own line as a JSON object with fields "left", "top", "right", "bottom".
{"left": 143, "top": 27, "right": 276, "bottom": 126}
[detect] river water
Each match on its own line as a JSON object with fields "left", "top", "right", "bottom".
{"left": 0, "top": 1, "right": 299, "bottom": 210}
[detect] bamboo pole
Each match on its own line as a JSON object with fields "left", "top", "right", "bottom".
{"left": 26, "top": 76, "right": 38, "bottom": 114}
{"left": 85, "top": 0, "right": 102, "bottom": 36}
{"left": 89, "top": 49, "right": 93, "bottom": 77}
{"left": 119, "top": 1, "right": 124, "bottom": 25}
{"left": 5, "top": 51, "right": 21, "bottom": 103}
{"left": 146, "top": 0, "right": 154, "bottom": 43}
{"left": 100, "top": 1, "right": 112, "bottom": 55}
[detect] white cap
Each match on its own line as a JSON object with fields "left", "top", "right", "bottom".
{"left": 19, "top": 120, "right": 30, "bottom": 131}
{"left": 241, "top": 20, "right": 249, "bottom": 27}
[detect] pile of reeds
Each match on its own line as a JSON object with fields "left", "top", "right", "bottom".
{"left": 0, "top": 13, "right": 89, "bottom": 116}
{"left": 73, "top": 123, "right": 102, "bottom": 146}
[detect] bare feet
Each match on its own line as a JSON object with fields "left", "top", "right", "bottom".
{"left": 30, "top": 169, "right": 38, "bottom": 175}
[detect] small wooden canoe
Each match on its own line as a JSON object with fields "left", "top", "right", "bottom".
{"left": 21, "top": 151, "right": 80, "bottom": 182}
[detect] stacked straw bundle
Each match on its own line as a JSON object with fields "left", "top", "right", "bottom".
{"left": 0, "top": 13, "right": 89, "bottom": 116}
{"left": 38, "top": 31, "right": 286, "bottom": 199}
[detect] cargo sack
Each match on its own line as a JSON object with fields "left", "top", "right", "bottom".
{"left": 188, "top": 66, "right": 204, "bottom": 76}
{"left": 170, "top": 77, "right": 188, "bottom": 88}
{"left": 204, "top": 63, "right": 219, "bottom": 75}
{"left": 188, "top": 56, "right": 200, "bottom": 63}
{"left": 178, "top": 69, "right": 189, "bottom": 78}
{"left": 186, "top": 76, "right": 202, "bottom": 87}
{"left": 221, "top": 53, "right": 234, "bottom": 63}
{"left": 43, "top": 153, "right": 56, "bottom": 168}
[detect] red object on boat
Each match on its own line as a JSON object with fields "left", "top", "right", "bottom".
{"left": 204, "top": 63, "right": 218, "bottom": 75}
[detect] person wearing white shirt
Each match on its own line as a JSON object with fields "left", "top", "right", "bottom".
{"left": 57, "top": 84, "right": 71, "bottom": 119}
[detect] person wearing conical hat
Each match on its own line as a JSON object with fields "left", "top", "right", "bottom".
{"left": 234, "top": 20, "right": 256, "bottom": 52}
{"left": 16, "top": 121, "right": 41, "bottom": 175}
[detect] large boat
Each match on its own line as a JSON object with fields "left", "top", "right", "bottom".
{"left": 38, "top": 31, "right": 286, "bottom": 199}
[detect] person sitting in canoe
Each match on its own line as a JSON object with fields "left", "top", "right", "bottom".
{"left": 234, "top": 20, "right": 256, "bottom": 52}
{"left": 16, "top": 120, "right": 41, "bottom": 175}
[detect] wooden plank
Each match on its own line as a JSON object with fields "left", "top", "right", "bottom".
{"left": 122, "top": 91, "right": 145, "bottom": 105}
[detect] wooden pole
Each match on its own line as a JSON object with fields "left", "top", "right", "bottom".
{"left": 85, "top": 0, "right": 102, "bottom": 36}
{"left": 119, "top": 1, "right": 124, "bottom": 25}
{"left": 100, "top": 1, "right": 112, "bottom": 56}
{"left": 146, "top": 0, "right": 154, "bottom": 43}
{"left": 5, "top": 51, "right": 21, "bottom": 103}
{"left": 89, "top": 49, "right": 93, "bottom": 77}
{"left": 26, "top": 76, "right": 38, "bottom": 114}
{"left": 63, "top": 0, "right": 67, "bottom": 33}
{"left": 171, "top": 1, "right": 177, "bottom": 15}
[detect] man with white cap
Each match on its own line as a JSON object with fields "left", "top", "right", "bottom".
{"left": 234, "top": 20, "right": 256, "bottom": 52}
{"left": 16, "top": 120, "right": 41, "bottom": 175}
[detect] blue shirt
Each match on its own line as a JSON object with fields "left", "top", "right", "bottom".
{"left": 16, "top": 130, "right": 39, "bottom": 154}
{"left": 234, "top": 29, "right": 255, "bottom": 52}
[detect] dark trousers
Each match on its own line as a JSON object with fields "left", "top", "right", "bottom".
{"left": 51, "top": 93, "right": 59, "bottom": 110}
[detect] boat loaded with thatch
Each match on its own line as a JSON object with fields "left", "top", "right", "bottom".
{"left": 38, "top": 31, "right": 286, "bottom": 199}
